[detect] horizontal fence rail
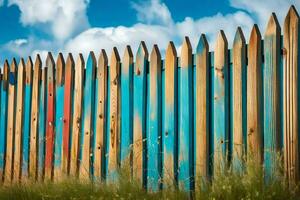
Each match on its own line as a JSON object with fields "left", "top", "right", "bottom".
{"left": 0, "top": 5, "right": 299, "bottom": 191}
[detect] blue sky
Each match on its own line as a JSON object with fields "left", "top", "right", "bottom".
{"left": 0, "top": 0, "right": 299, "bottom": 63}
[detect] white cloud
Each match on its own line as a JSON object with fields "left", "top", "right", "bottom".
{"left": 8, "top": 0, "right": 90, "bottom": 40}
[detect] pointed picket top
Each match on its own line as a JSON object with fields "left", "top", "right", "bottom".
{"left": 137, "top": 41, "right": 149, "bottom": 58}
{"left": 265, "top": 13, "right": 281, "bottom": 36}
{"left": 166, "top": 41, "right": 177, "bottom": 63}
{"left": 56, "top": 53, "right": 65, "bottom": 86}
{"left": 123, "top": 45, "right": 133, "bottom": 64}
{"left": 66, "top": 53, "right": 74, "bottom": 70}
{"left": 215, "top": 30, "right": 228, "bottom": 70}
{"left": 87, "top": 51, "right": 97, "bottom": 71}
{"left": 286, "top": 5, "right": 299, "bottom": 21}
{"left": 284, "top": 5, "right": 299, "bottom": 32}
{"left": 3, "top": 60, "right": 9, "bottom": 90}
{"left": 76, "top": 53, "right": 85, "bottom": 70}
{"left": 234, "top": 27, "right": 246, "bottom": 48}
{"left": 111, "top": 47, "right": 121, "bottom": 68}
{"left": 97, "top": 49, "right": 108, "bottom": 78}
{"left": 196, "top": 34, "right": 209, "bottom": 54}
{"left": 34, "top": 54, "right": 42, "bottom": 71}
{"left": 249, "top": 24, "right": 262, "bottom": 46}
{"left": 46, "top": 52, "right": 55, "bottom": 68}
{"left": 181, "top": 36, "right": 192, "bottom": 68}
{"left": 10, "top": 58, "right": 17, "bottom": 73}
{"left": 25, "top": 56, "right": 33, "bottom": 85}
{"left": 151, "top": 44, "right": 161, "bottom": 62}
{"left": 215, "top": 30, "right": 228, "bottom": 52}
{"left": 18, "top": 58, "right": 25, "bottom": 70}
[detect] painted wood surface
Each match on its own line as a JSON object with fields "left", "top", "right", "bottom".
{"left": 213, "top": 31, "right": 229, "bottom": 174}
{"left": 45, "top": 53, "right": 55, "bottom": 180}
{"left": 70, "top": 54, "right": 84, "bottom": 177}
{"left": 283, "top": 6, "right": 300, "bottom": 184}
{"left": 108, "top": 47, "right": 121, "bottom": 178}
{"left": 94, "top": 50, "right": 107, "bottom": 179}
{"left": 178, "top": 37, "right": 193, "bottom": 191}
{"left": 13, "top": 59, "right": 25, "bottom": 183}
{"left": 38, "top": 66, "right": 47, "bottom": 181}
{"left": 232, "top": 27, "right": 247, "bottom": 172}
{"left": 0, "top": 61, "right": 9, "bottom": 181}
{"left": 62, "top": 54, "right": 74, "bottom": 176}
{"left": 247, "top": 25, "right": 263, "bottom": 165}
{"left": 54, "top": 53, "right": 65, "bottom": 181}
{"left": 5, "top": 58, "right": 17, "bottom": 183}
{"left": 147, "top": 45, "right": 162, "bottom": 191}
{"left": 263, "top": 13, "right": 281, "bottom": 179}
{"left": 195, "top": 34, "right": 209, "bottom": 181}
{"left": 120, "top": 46, "right": 133, "bottom": 166}
{"left": 79, "top": 52, "right": 96, "bottom": 179}
{"left": 163, "top": 42, "right": 178, "bottom": 187}
{"left": 133, "top": 42, "right": 148, "bottom": 187}
{"left": 30, "top": 55, "right": 41, "bottom": 180}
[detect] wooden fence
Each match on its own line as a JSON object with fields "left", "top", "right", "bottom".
{"left": 0, "top": 5, "right": 299, "bottom": 191}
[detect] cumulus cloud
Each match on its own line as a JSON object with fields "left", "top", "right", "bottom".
{"left": 8, "top": 0, "right": 90, "bottom": 40}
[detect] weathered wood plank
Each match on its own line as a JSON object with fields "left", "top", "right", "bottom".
{"left": 30, "top": 55, "right": 41, "bottom": 180}
{"left": 178, "top": 37, "right": 193, "bottom": 191}
{"left": 108, "top": 47, "right": 121, "bottom": 179}
{"left": 247, "top": 25, "right": 263, "bottom": 165}
{"left": 94, "top": 50, "right": 107, "bottom": 179}
{"left": 79, "top": 52, "right": 96, "bottom": 180}
{"left": 195, "top": 34, "right": 209, "bottom": 181}
{"left": 133, "top": 42, "right": 148, "bottom": 187}
{"left": 283, "top": 6, "right": 300, "bottom": 183}
{"left": 38, "top": 65, "right": 47, "bottom": 181}
{"left": 263, "top": 13, "right": 281, "bottom": 179}
{"left": 70, "top": 54, "right": 84, "bottom": 177}
{"left": 147, "top": 44, "right": 162, "bottom": 191}
{"left": 163, "top": 41, "right": 178, "bottom": 187}
{"left": 45, "top": 53, "right": 55, "bottom": 180}
{"left": 13, "top": 59, "right": 25, "bottom": 183}
{"left": 62, "top": 53, "right": 74, "bottom": 176}
{"left": 5, "top": 58, "right": 17, "bottom": 183}
{"left": 120, "top": 46, "right": 133, "bottom": 167}
{"left": 213, "top": 31, "right": 229, "bottom": 174}
{"left": 54, "top": 53, "right": 65, "bottom": 181}
{"left": 22, "top": 57, "right": 33, "bottom": 180}
{"left": 0, "top": 61, "right": 9, "bottom": 181}
{"left": 232, "top": 27, "right": 247, "bottom": 172}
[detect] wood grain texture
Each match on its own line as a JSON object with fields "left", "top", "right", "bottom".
{"left": 133, "top": 41, "right": 148, "bottom": 187}
{"left": 0, "top": 61, "right": 9, "bottom": 181}
{"left": 178, "top": 37, "right": 193, "bottom": 191}
{"left": 120, "top": 46, "right": 133, "bottom": 167}
{"left": 147, "top": 44, "right": 162, "bottom": 191}
{"left": 54, "top": 53, "right": 65, "bottom": 181}
{"left": 94, "top": 50, "right": 107, "bottom": 179}
{"left": 163, "top": 42, "right": 177, "bottom": 187}
{"left": 45, "top": 52, "right": 55, "bottom": 180}
{"left": 108, "top": 47, "right": 121, "bottom": 178}
{"left": 263, "top": 13, "right": 281, "bottom": 179}
{"left": 232, "top": 27, "right": 247, "bottom": 172}
{"left": 79, "top": 52, "right": 96, "bottom": 180}
{"left": 13, "top": 59, "right": 25, "bottom": 183}
{"left": 5, "top": 58, "right": 17, "bottom": 183}
{"left": 247, "top": 25, "right": 263, "bottom": 165}
{"left": 22, "top": 57, "right": 33, "bottom": 180}
{"left": 195, "top": 34, "right": 209, "bottom": 181}
{"left": 29, "top": 55, "right": 41, "bottom": 180}
{"left": 70, "top": 54, "right": 84, "bottom": 177}
{"left": 213, "top": 31, "right": 229, "bottom": 174}
{"left": 283, "top": 6, "right": 300, "bottom": 183}
{"left": 62, "top": 53, "right": 74, "bottom": 176}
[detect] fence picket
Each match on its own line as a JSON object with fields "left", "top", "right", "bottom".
{"left": 263, "top": 13, "right": 281, "bottom": 179}
{"left": 232, "top": 27, "right": 247, "bottom": 171}
{"left": 30, "top": 55, "right": 41, "bottom": 180}
{"left": 163, "top": 42, "right": 178, "bottom": 187}
{"left": 147, "top": 45, "right": 162, "bottom": 191}
{"left": 0, "top": 61, "right": 9, "bottom": 181}
{"left": 13, "top": 58, "right": 25, "bottom": 183}
{"left": 45, "top": 53, "right": 55, "bottom": 180}
{"left": 5, "top": 58, "right": 17, "bottom": 183}
{"left": 195, "top": 34, "right": 209, "bottom": 181}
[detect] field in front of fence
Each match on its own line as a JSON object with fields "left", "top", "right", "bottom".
{"left": 0, "top": 5, "right": 298, "bottom": 192}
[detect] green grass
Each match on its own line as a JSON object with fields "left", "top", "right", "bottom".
{"left": 1, "top": 159, "right": 300, "bottom": 200}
